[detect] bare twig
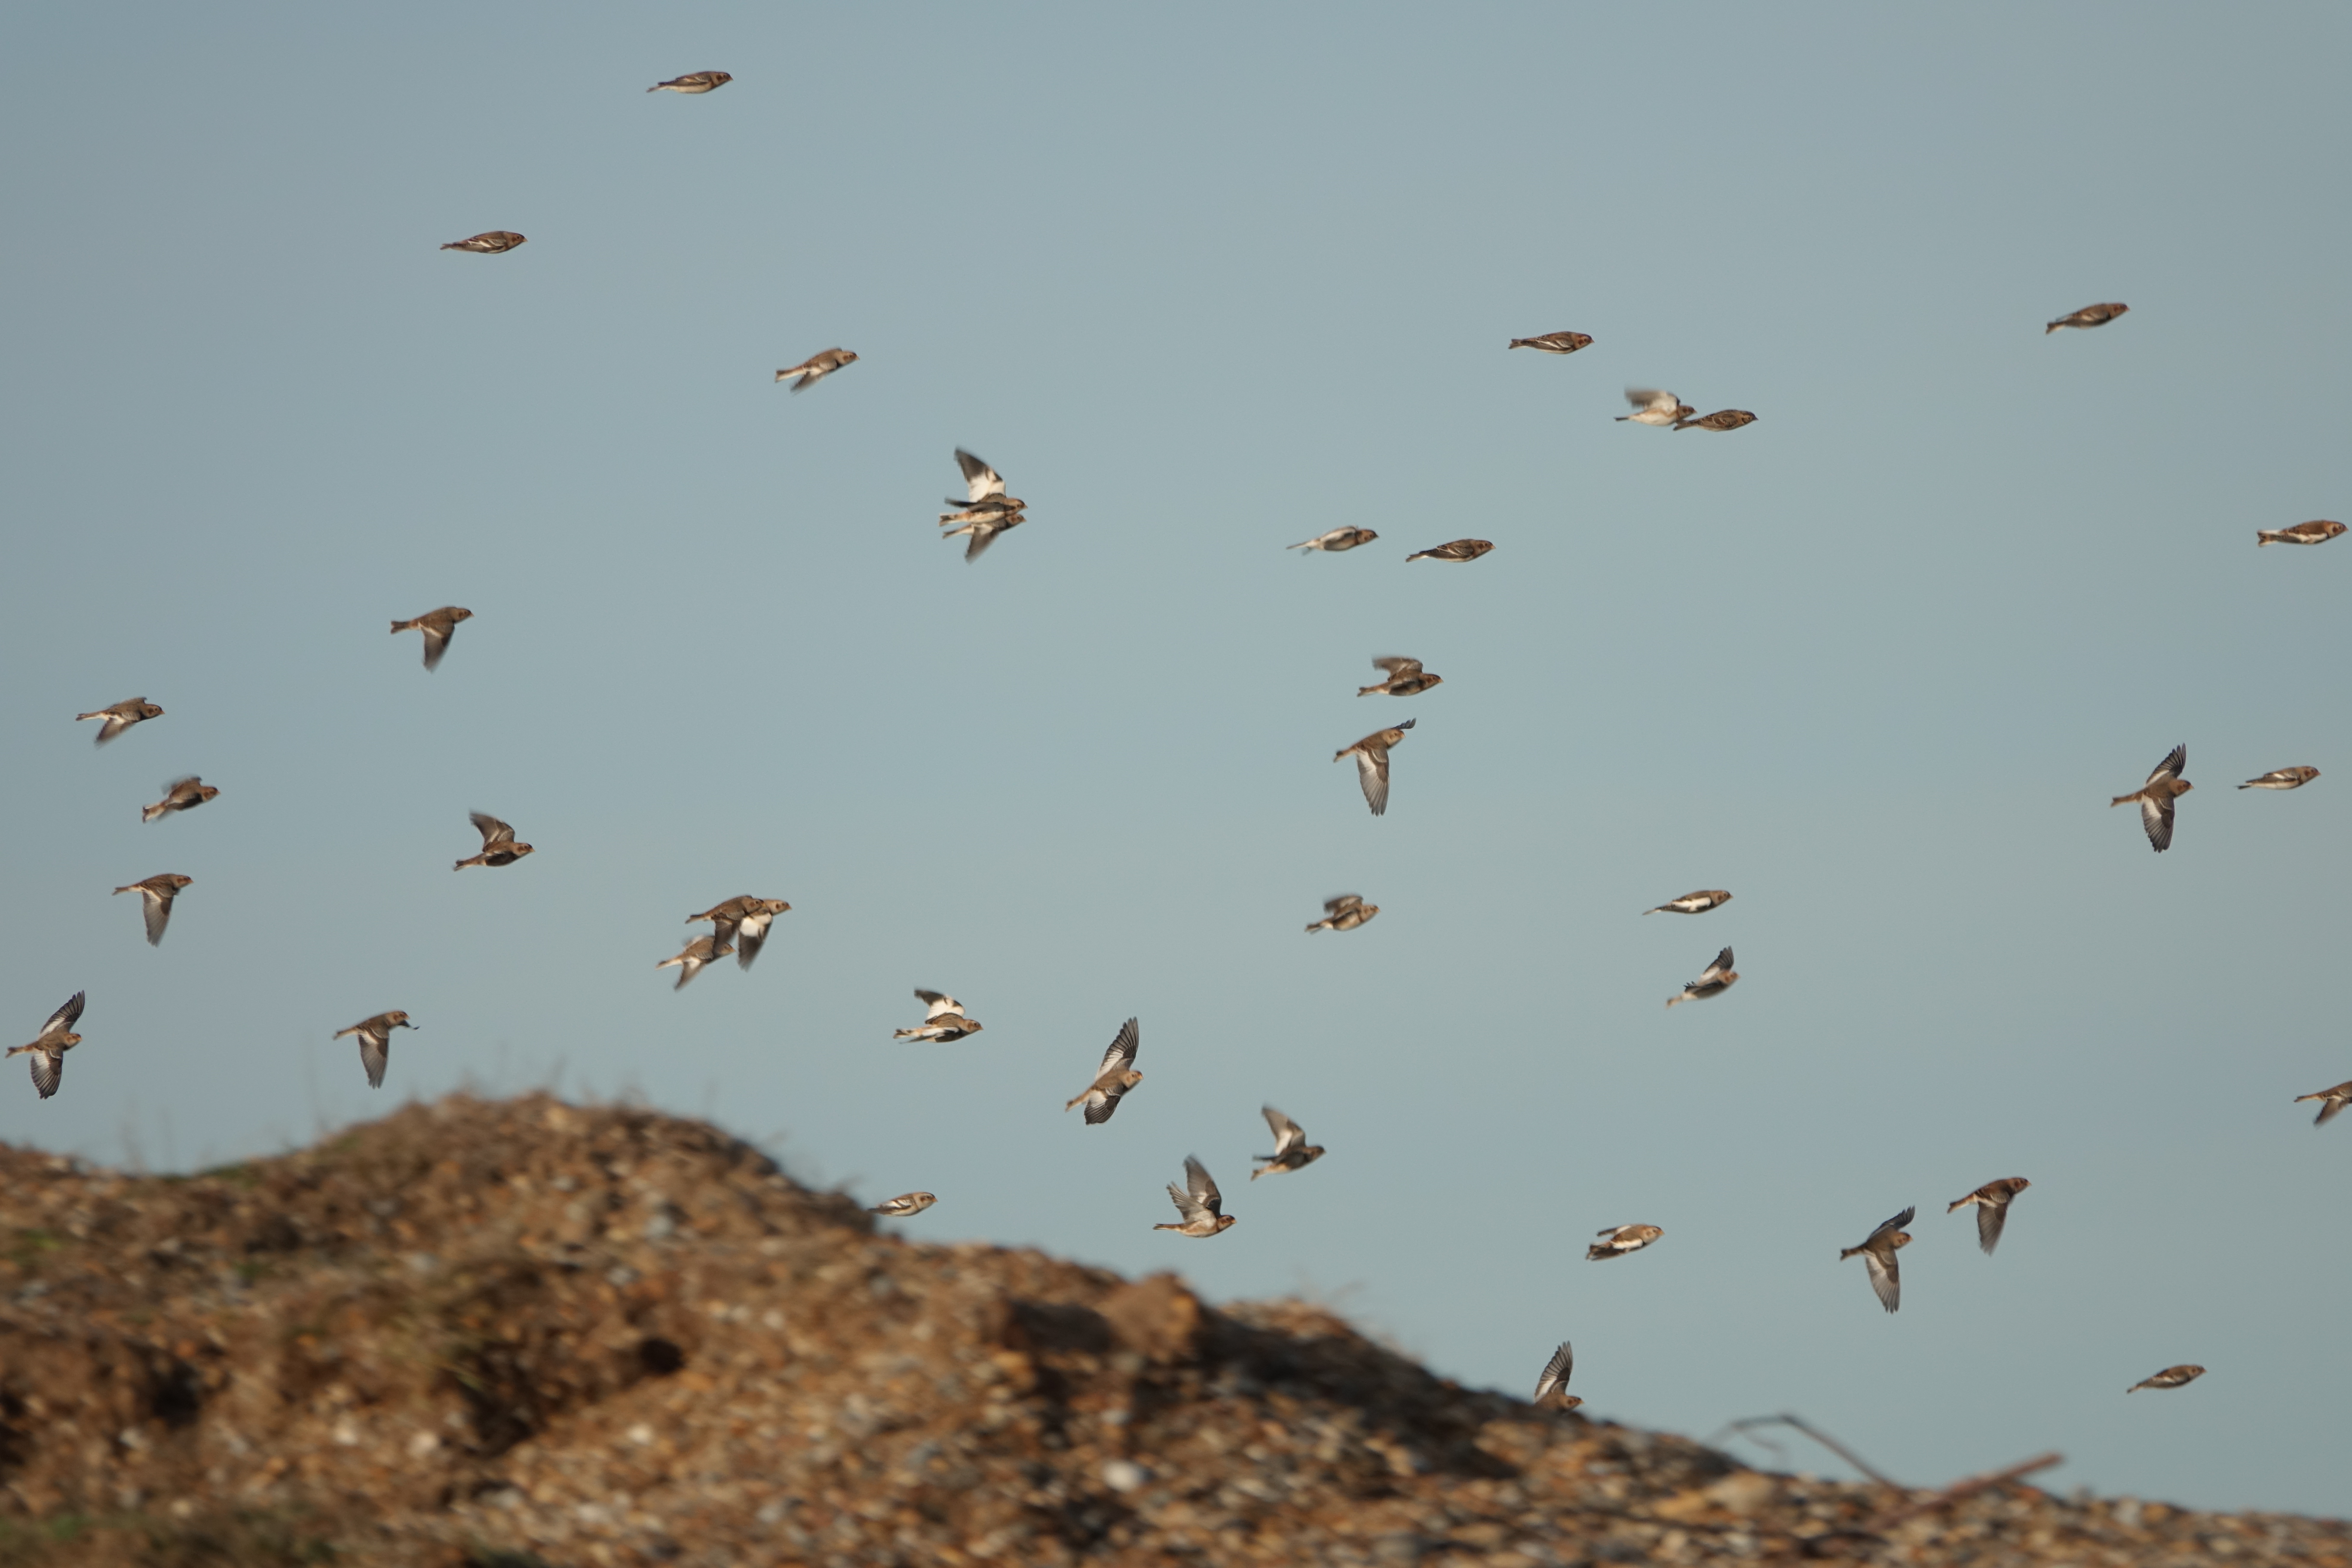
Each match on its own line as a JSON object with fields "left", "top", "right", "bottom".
{"left": 1863, "top": 1451, "right": 2061, "bottom": 1534}
{"left": 1709, "top": 1413, "right": 1898, "bottom": 1488}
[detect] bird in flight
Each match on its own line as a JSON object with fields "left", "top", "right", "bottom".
{"left": 2046, "top": 301, "right": 2128, "bottom": 334}
{"left": 332, "top": 1011, "right": 414, "bottom": 1090}
{"left": 390, "top": 606, "right": 473, "bottom": 671}
{"left": 1586, "top": 1224, "right": 1663, "bottom": 1261}
{"left": 1406, "top": 539, "right": 1494, "bottom": 563}
{"left": 1065, "top": 1017, "right": 1142, "bottom": 1124}
{"left": 8, "top": 993, "right": 85, "bottom": 1101}
{"left": 940, "top": 450, "right": 1025, "bottom": 527}
{"left": 1335, "top": 720, "right": 1415, "bottom": 817}
{"left": 1305, "top": 894, "right": 1378, "bottom": 933}
{"left": 143, "top": 777, "right": 217, "bottom": 823}
{"left": 776, "top": 349, "right": 858, "bottom": 392}
{"left": 1665, "top": 947, "right": 1737, "bottom": 1008}
{"left": 2239, "top": 766, "right": 2318, "bottom": 790}
{"left": 1288, "top": 527, "right": 1378, "bottom": 554}
{"left": 2111, "top": 744, "right": 2191, "bottom": 853}
{"left": 1358, "top": 656, "right": 1442, "bottom": 698}
{"left": 2256, "top": 519, "right": 2345, "bottom": 548}
{"left": 454, "top": 812, "right": 534, "bottom": 870}
{"left": 1840, "top": 1205, "right": 1914, "bottom": 1313}
{"left": 1642, "top": 889, "right": 1731, "bottom": 916}
{"left": 1154, "top": 1155, "right": 1237, "bottom": 1237}
{"left": 1530, "top": 1341, "right": 1581, "bottom": 1410}
{"left": 648, "top": 70, "right": 731, "bottom": 94}
{"left": 894, "top": 990, "right": 984, "bottom": 1042}
{"left": 657, "top": 934, "right": 734, "bottom": 989}
{"left": 2127, "top": 1365, "right": 2205, "bottom": 1393}
{"left": 2294, "top": 1080, "right": 2352, "bottom": 1126}
{"left": 1251, "top": 1106, "right": 1326, "bottom": 1179}
{"left": 1616, "top": 389, "right": 1693, "bottom": 427}
{"left": 1509, "top": 331, "right": 1592, "bottom": 355}
{"left": 76, "top": 697, "right": 163, "bottom": 745}
{"left": 1946, "top": 1177, "right": 2030, "bottom": 1254}
{"left": 685, "top": 896, "right": 791, "bottom": 968}
{"left": 870, "top": 1191, "right": 937, "bottom": 1219}
{"left": 1673, "top": 409, "right": 1758, "bottom": 432}
{"left": 113, "top": 873, "right": 192, "bottom": 946}
{"left": 441, "top": 231, "right": 526, "bottom": 254}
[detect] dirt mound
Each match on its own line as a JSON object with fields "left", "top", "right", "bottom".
{"left": 0, "top": 1095, "right": 2340, "bottom": 1566}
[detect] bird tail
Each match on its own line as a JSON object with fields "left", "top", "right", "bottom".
{"left": 1507, "top": 340, "right": 1528, "bottom": 349}
{"left": 453, "top": 857, "right": 475, "bottom": 871}
{"left": 1663, "top": 994, "right": 1686, "bottom": 1009}
{"left": 1945, "top": 1197, "right": 1972, "bottom": 1213}
{"left": 1838, "top": 1245, "right": 1864, "bottom": 1260}
{"left": 2045, "top": 323, "right": 2060, "bottom": 334}
{"left": 141, "top": 802, "right": 166, "bottom": 823}
{"left": 391, "top": 619, "right": 415, "bottom": 633}
{"left": 1063, "top": 1092, "right": 1087, "bottom": 1111}
{"left": 2256, "top": 531, "right": 2277, "bottom": 546}
{"left": 891, "top": 1027, "right": 922, "bottom": 1040}
{"left": 2108, "top": 793, "right": 2138, "bottom": 807}
{"left": 1640, "top": 906, "right": 1658, "bottom": 916}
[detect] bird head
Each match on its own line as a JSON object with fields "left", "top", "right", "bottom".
{"left": 1212, "top": 1215, "right": 1238, "bottom": 1234}
{"left": 509, "top": 842, "right": 536, "bottom": 858}
{"left": 2170, "top": 780, "right": 2194, "bottom": 797}
{"left": 386, "top": 1012, "right": 415, "bottom": 1030}
{"left": 1889, "top": 1231, "right": 1912, "bottom": 1251}
{"left": 448, "top": 607, "right": 475, "bottom": 624}
{"left": 763, "top": 899, "right": 793, "bottom": 915}
{"left": 1553, "top": 1393, "right": 1584, "bottom": 1412}
{"left": 1120, "top": 1070, "right": 1145, "bottom": 1090}
{"left": 141, "top": 703, "right": 165, "bottom": 720}
{"left": 837, "top": 350, "right": 859, "bottom": 366}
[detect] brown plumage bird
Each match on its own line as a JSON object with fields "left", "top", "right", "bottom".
{"left": 2111, "top": 744, "right": 2191, "bottom": 853}
{"left": 685, "top": 896, "right": 791, "bottom": 968}
{"left": 775, "top": 349, "right": 858, "bottom": 392}
{"left": 1673, "top": 409, "right": 1757, "bottom": 432}
{"left": 1643, "top": 889, "right": 1731, "bottom": 916}
{"left": 1405, "top": 539, "right": 1494, "bottom": 563}
{"left": 2046, "top": 302, "right": 2128, "bottom": 334}
{"left": 1334, "top": 719, "right": 1415, "bottom": 816}
{"left": 2256, "top": 519, "right": 2345, "bottom": 548}
{"left": 1358, "top": 656, "right": 1442, "bottom": 698}
{"left": 1530, "top": 1341, "right": 1581, "bottom": 1410}
{"left": 454, "top": 812, "right": 533, "bottom": 870}
{"left": 1586, "top": 1223, "right": 1663, "bottom": 1261}
{"left": 2240, "top": 766, "right": 2319, "bottom": 790}
{"left": 2294, "top": 1080, "right": 2352, "bottom": 1126}
{"left": 1509, "top": 331, "right": 1592, "bottom": 355}
{"left": 390, "top": 606, "right": 473, "bottom": 671}
{"left": 656, "top": 934, "right": 734, "bottom": 989}
{"left": 648, "top": 71, "right": 732, "bottom": 94}
{"left": 331, "top": 1010, "right": 414, "bottom": 1090}
{"left": 8, "top": 993, "right": 85, "bottom": 1101}
{"left": 113, "top": 873, "right": 192, "bottom": 946}
{"left": 142, "top": 777, "right": 217, "bottom": 823}
{"left": 1153, "top": 1155, "right": 1237, "bottom": 1237}
{"left": 1665, "top": 947, "right": 1737, "bottom": 1008}
{"left": 1065, "top": 1017, "right": 1142, "bottom": 1124}
{"left": 894, "top": 990, "right": 983, "bottom": 1043}
{"left": 1250, "top": 1106, "right": 1326, "bottom": 1178}
{"left": 1946, "top": 1177, "right": 2030, "bottom": 1254}
{"left": 1840, "top": 1206, "right": 1914, "bottom": 1313}
{"left": 870, "top": 1191, "right": 936, "bottom": 1219}
{"left": 441, "top": 232, "right": 526, "bottom": 254}
{"left": 1289, "top": 527, "right": 1379, "bottom": 554}
{"left": 1305, "top": 894, "right": 1378, "bottom": 933}
{"left": 76, "top": 697, "right": 163, "bottom": 745}
{"left": 2128, "top": 1365, "right": 2205, "bottom": 1393}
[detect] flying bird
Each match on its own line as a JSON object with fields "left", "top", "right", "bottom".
{"left": 1665, "top": 947, "right": 1737, "bottom": 1008}
{"left": 942, "top": 510, "right": 1023, "bottom": 561}
{"left": 454, "top": 812, "right": 534, "bottom": 870}
{"left": 76, "top": 697, "right": 163, "bottom": 745}
{"left": 686, "top": 896, "right": 791, "bottom": 968}
{"left": 1586, "top": 1224, "right": 1663, "bottom": 1261}
{"left": 1405, "top": 539, "right": 1494, "bottom": 563}
{"left": 113, "top": 873, "right": 192, "bottom": 946}
{"left": 1946, "top": 1177, "right": 2030, "bottom": 1255}
{"left": 1288, "top": 527, "right": 1378, "bottom": 554}
{"left": 1508, "top": 331, "right": 1592, "bottom": 355}
{"left": 1153, "top": 1155, "right": 1237, "bottom": 1237}
{"left": 1673, "top": 409, "right": 1758, "bottom": 432}
{"left": 1531, "top": 1342, "right": 1581, "bottom": 1410}
{"left": 441, "top": 231, "right": 526, "bottom": 254}
{"left": 938, "top": 450, "right": 1028, "bottom": 561}
{"left": 2294, "top": 1080, "right": 2352, "bottom": 1126}
{"left": 1616, "top": 388, "right": 1693, "bottom": 427}
{"left": 2046, "top": 302, "right": 2128, "bottom": 334}
{"left": 1642, "top": 889, "right": 1731, "bottom": 916}
{"left": 1251, "top": 1106, "right": 1326, "bottom": 1178}
{"left": 894, "top": 990, "right": 984, "bottom": 1043}
{"left": 2256, "top": 519, "right": 2346, "bottom": 548}
{"left": 1305, "top": 894, "right": 1378, "bottom": 933}
{"left": 1334, "top": 719, "right": 1415, "bottom": 817}
{"left": 870, "top": 1191, "right": 936, "bottom": 1219}
{"left": 2127, "top": 1365, "right": 2205, "bottom": 1393}
{"left": 8, "top": 993, "right": 85, "bottom": 1101}
{"left": 648, "top": 70, "right": 732, "bottom": 94}
{"left": 775, "top": 349, "right": 857, "bottom": 392}
{"left": 1358, "top": 656, "right": 1442, "bottom": 698}
{"left": 1065, "top": 1017, "right": 1142, "bottom": 1125}
{"left": 332, "top": 1011, "right": 414, "bottom": 1090}
{"left": 656, "top": 934, "right": 734, "bottom": 989}
{"left": 1840, "top": 1205, "right": 1914, "bottom": 1314}
{"left": 142, "top": 777, "right": 217, "bottom": 823}
{"left": 2110, "top": 744, "right": 2191, "bottom": 853}
{"left": 2239, "top": 766, "right": 2318, "bottom": 790}
{"left": 390, "top": 606, "right": 474, "bottom": 671}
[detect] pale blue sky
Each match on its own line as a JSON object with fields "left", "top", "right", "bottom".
{"left": 3, "top": 2, "right": 2348, "bottom": 1516}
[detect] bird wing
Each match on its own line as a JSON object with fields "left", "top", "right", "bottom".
{"left": 1096, "top": 1017, "right": 1140, "bottom": 1078}
{"left": 2313, "top": 1092, "right": 2347, "bottom": 1127}
{"left": 1323, "top": 895, "right": 1361, "bottom": 917}
{"left": 359, "top": 1032, "right": 390, "bottom": 1089}
{"left": 1262, "top": 1106, "right": 1304, "bottom": 1157}
{"left": 1083, "top": 1084, "right": 1127, "bottom": 1125}
{"left": 1183, "top": 1156, "right": 1224, "bottom": 1216}
{"left": 1873, "top": 1205, "right": 1917, "bottom": 1241}
{"left": 1372, "top": 657, "right": 1422, "bottom": 678}
{"left": 1975, "top": 1195, "right": 2010, "bottom": 1255}
{"left": 2141, "top": 793, "right": 2175, "bottom": 852}
{"left": 1863, "top": 1247, "right": 1901, "bottom": 1312}
{"left": 954, "top": 449, "right": 1006, "bottom": 502}
{"left": 2146, "top": 744, "right": 2186, "bottom": 787}
{"left": 42, "top": 992, "right": 86, "bottom": 1039}
{"left": 1532, "top": 1341, "right": 1573, "bottom": 1403}
{"left": 141, "top": 887, "right": 175, "bottom": 946}
{"left": 1355, "top": 748, "right": 1390, "bottom": 816}
{"left": 1626, "top": 388, "right": 1677, "bottom": 414}
{"left": 1701, "top": 948, "right": 1734, "bottom": 983}
{"left": 1165, "top": 1181, "right": 1209, "bottom": 1224}
{"left": 471, "top": 813, "right": 515, "bottom": 847}
{"left": 163, "top": 776, "right": 202, "bottom": 802}
{"left": 919, "top": 992, "right": 966, "bottom": 1020}
{"left": 962, "top": 519, "right": 1008, "bottom": 562}
{"left": 28, "top": 1049, "right": 62, "bottom": 1100}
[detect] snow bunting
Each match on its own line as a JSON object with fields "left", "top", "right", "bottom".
{"left": 2256, "top": 519, "right": 2345, "bottom": 548}
{"left": 943, "top": 510, "right": 1023, "bottom": 561}
{"left": 657, "top": 934, "right": 733, "bottom": 989}
{"left": 2294, "top": 1080, "right": 2352, "bottom": 1126}
{"left": 1065, "top": 1017, "right": 1142, "bottom": 1124}
{"left": 1946, "top": 1177, "right": 2030, "bottom": 1255}
{"left": 1665, "top": 947, "right": 1737, "bottom": 1008}
{"left": 648, "top": 71, "right": 731, "bottom": 94}
{"left": 1616, "top": 388, "right": 1692, "bottom": 427}
{"left": 1305, "top": 894, "right": 1378, "bottom": 933}
{"left": 1673, "top": 409, "right": 1757, "bottom": 432}
{"left": 1531, "top": 1341, "right": 1581, "bottom": 1410}
{"left": 1288, "top": 527, "right": 1378, "bottom": 554}
{"left": 142, "top": 777, "right": 217, "bottom": 823}
{"left": 2127, "top": 1365, "right": 2204, "bottom": 1393}
{"left": 686, "top": 896, "right": 791, "bottom": 968}
{"left": 870, "top": 1191, "right": 936, "bottom": 1219}
{"left": 2111, "top": 744, "right": 2191, "bottom": 853}
{"left": 76, "top": 697, "right": 163, "bottom": 745}
{"left": 776, "top": 348, "right": 857, "bottom": 392}
{"left": 2046, "top": 302, "right": 2128, "bottom": 334}
{"left": 1642, "top": 889, "right": 1731, "bottom": 916}
{"left": 894, "top": 990, "right": 983, "bottom": 1042}
{"left": 1586, "top": 1223, "right": 1663, "bottom": 1261}
{"left": 391, "top": 606, "right": 473, "bottom": 671}
{"left": 441, "top": 231, "right": 526, "bottom": 254}
{"left": 1251, "top": 1106, "right": 1326, "bottom": 1178}
{"left": 113, "top": 873, "right": 192, "bottom": 946}
{"left": 1335, "top": 719, "right": 1415, "bottom": 817}
{"left": 1509, "top": 331, "right": 1592, "bottom": 355}
{"left": 454, "top": 812, "right": 533, "bottom": 870}
{"left": 941, "top": 449, "right": 1024, "bottom": 523}
{"left": 1153, "top": 1155, "right": 1236, "bottom": 1237}
{"left": 1840, "top": 1206, "right": 1913, "bottom": 1314}
{"left": 332, "top": 1010, "right": 414, "bottom": 1090}
{"left": 2239, "top": 766, "right": 2318, "bottom": 790}
{"left": 8, "top": 992, "right": 84, "bottom": 1101}
{"left": 1358, "top": 656, "right": 1442, "bottom": 698}
{"left": 1405, "top": 539, "right": 1494, "bottom": 563}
